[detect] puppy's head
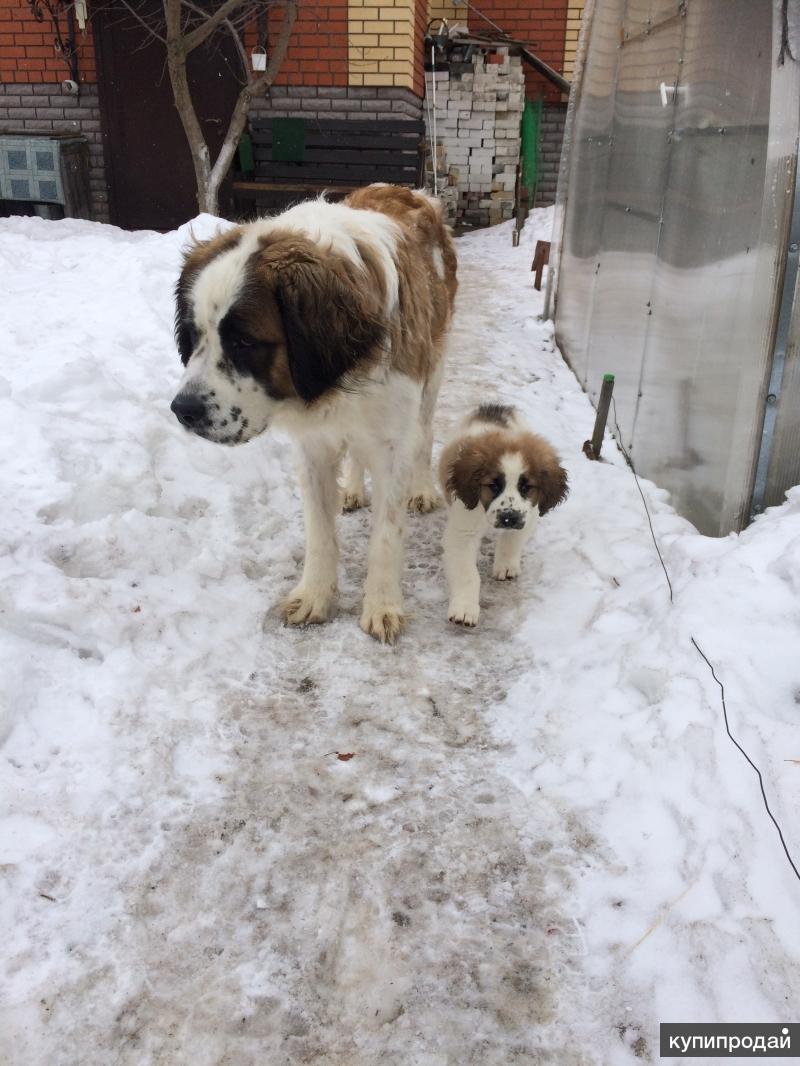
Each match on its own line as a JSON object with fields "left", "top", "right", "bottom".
{"left": 171, "top": 227, "right": 386, "bottom": 444}
{"left": 445, "top": 430, "right": 568, "bottom": 528}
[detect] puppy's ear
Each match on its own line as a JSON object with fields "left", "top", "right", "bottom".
{"left": 270, "top": 247, "right": 386, "bottom": 403}
{"left": 445, "top": 440, "right": 485, "bottom": 510}
{"left": 536, "top": 458, "right": 569, "bottom": 516}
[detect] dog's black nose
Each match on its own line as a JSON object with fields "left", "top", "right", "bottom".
{"left": 171, "top": 393, "right": 206, "bottom": 428}
{"left": 495, "top": 509, "right": 525, "bottom": 530}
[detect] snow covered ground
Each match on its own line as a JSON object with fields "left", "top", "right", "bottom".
{"left": 1, "top": 206, "right": 799, "bottom": 1065}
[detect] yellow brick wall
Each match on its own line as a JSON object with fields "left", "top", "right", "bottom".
{"left": 562, "top": 1, "right": 585, "bottom": 81}
{"left": 427, "top": 0, "right": 458, "bottom": 24}
{"left": 349, "top": 0, "right": 417, "bottom": 89}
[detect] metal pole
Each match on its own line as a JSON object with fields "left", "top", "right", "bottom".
{"left": 591, "top": 373, "right": 615, "bottom": 458}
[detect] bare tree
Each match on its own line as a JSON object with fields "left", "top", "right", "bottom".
{"left": 116, "top": 0, "right": 298, "bottom": 215}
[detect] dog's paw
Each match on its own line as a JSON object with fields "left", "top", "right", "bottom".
{"left": 360, "top": 603, "right": 404, "bottom": 644}
{"left": 448, "top": 599, "right": 480, "bottom": 627}
{"left": 282, "top": 586, "right": 335, "bottom": 626}
{"left": 492, "top": 561, "right": 521, "bottom": 581}
{"left": 407, "top": 489, "right": 441, "bottom": 513}
{"left": 342, "top": 490, "right": 368, "bottom": 513}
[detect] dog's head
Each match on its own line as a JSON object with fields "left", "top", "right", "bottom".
{"left": 171, "top": 226, "right": 386, "bottom": 444}
{"left": 445, "top": 430, "right": 568, "bottom": 528}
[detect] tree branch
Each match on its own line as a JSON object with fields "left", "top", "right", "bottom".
{"left": 112, "top": 0, "right": 167, "bottom": 44}
{"left": 207, "top": 1, "right": 298, "bottom": 197}
{"left": 183, "top": 0, "right": 249, "bottom": 54}
{"left": 182, "top": 0, "right": 249, "bottom": 85}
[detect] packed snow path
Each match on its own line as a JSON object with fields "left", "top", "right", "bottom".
{"left": 1, "top": 210, "right": 799, "bottom": 1065}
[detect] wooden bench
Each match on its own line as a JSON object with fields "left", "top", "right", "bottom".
{"left": 232, "top": 116, "right": 426, "bottom": 211}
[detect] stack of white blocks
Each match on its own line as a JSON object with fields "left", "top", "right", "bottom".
{"left": 425, "top": 50, "right": 525, "bottom": 227}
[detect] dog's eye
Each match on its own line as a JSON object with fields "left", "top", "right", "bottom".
{"left": 490, "top": 479, "right": 503, "bottom": 497}
{"left": 519, "top": 478, "right": 530, "bottom": 496}
{"left": 232, "top": 334, "right": 256, "bottom": 350}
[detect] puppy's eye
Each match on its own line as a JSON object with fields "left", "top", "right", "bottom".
{"left": 490, "top": 479, "right": 503, "bottom": 497}
{"left": 519, "top": 478, "right": 530, "bottom": 496}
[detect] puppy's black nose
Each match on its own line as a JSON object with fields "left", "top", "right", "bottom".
{"left": 495, "top": 509, "right": 525, "bottom": 530}
{"left": 171, "top": 393, "right": 206, "bottom": 428}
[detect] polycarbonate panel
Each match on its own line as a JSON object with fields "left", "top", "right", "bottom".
{"left": 554, "top": 0, "right": 797, "bottom": 535}
{"left": 630, "top": 0, "right": 772, "bottom": 532}
{"left": 583, "top": 4, "right": 685, "bottom": 449}
{"left": 765, "top": 263, "right": 800, "bottom": 509}
{"left": 553, "top": 0, "right": 625, "bottom": 385}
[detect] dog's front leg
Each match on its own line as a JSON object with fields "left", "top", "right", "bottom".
{"left": 444, "top": 500, "right": 486, "bottom": 627}
{"left": 359, "top": 442, "right": 414, "bottom": 644}
{"left": 283, "top": 438, "right": 341, "bottom": 626}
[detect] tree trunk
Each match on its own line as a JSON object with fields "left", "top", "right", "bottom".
{"left": 163, "top": 0, "right": 297, "bottom": 219}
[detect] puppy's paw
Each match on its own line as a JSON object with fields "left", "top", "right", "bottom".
{"left": 492, "top": 561, "right": 521, "bottom": 581}
{"left": 360, "top": 602, "right": 404, "bottom": 644}
{"left": 448, "top": 599, "right": 480, "bottom": 627}
{"left": 282, "top": 585, "right": 335, "bottom": 626}
{"left": 342, "top": 490, "right": 368, "bottom": 513}
{"left": 407, "top": 488, "right": 441, "bottom": 513}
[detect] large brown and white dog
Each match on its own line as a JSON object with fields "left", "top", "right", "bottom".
{"left": 171, "top": 184, "right": 457, "bottom": 643}
{"left": 439, "top": 403, "right": 568, "bottom": 627}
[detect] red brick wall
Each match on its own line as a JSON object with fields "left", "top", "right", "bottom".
{"left": 0, "top": 0, "right": 343, "bottom": 90}
{"left": 468, "top": 0, "right": 568, "bottom": 103}
{"left": 0, "top": 0, "right": 97, "bottom": 83}
{"left": 262, "top": 0, "right": 348, "bottom": 87}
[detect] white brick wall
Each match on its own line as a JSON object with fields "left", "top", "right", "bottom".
{"left": 423, "top": 52, "right": 524, "bottom": 226}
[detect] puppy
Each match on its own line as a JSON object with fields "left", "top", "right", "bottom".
{"left": 171, "top": 184, "right": 457, "bottom": 644}
{"left": 439, "top": 403, "right": 568, "bottom": 626}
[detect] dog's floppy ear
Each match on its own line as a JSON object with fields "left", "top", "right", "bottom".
{"left": 536, "top": 458, "right": 569, "bottom": 516}
{"left": 174, "top": 266, "right": 196, "bottom": 366}
{"left": 445, "top": 440, "right": 485, "bottom": 510}
{"left": 268, "top": 243, "right": 386, "bottom": 403}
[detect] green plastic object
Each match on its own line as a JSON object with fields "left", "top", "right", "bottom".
{"left": 520, "top": 97, "right": 542, "bottom": 206}
{"left": 237, "top": 132, "right": 255, "bottom": 175}
{"left": 271, "top": 117, "right": 306, "bottom": 163}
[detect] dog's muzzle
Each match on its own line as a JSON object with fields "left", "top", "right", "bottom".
{"left": 495, "top": 508, "right": 526, "bottom": 530}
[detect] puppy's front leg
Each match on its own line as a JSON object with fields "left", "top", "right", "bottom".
{"left": 492, "top": 519, "right": 535, "bottom": 581}
{"left": 444, "top": 500, "right": 486, "bottom": 627}
{"left": 283, "top": 438, "right": 341, "bottom": 626}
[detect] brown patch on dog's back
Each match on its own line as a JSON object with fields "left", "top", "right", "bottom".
{"left": 346, "top": 185, "right": 457, "bottom": 383}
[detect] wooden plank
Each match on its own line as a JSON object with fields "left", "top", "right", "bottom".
{"left": 247, "top": 163, "right": 418, "bottom": 183}
{"left": 252, "top": 147, "right": 418, "bottom": 167}
{"left": 250, "top": 117, "right": 424, "bottom": 135}
{"left": 250, "top": 131, "right": 422, "bottom": 153}
{"left": 232, "top": 181, "right": 359, "bottom": 197}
